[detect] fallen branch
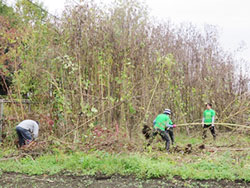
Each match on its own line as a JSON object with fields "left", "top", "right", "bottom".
{"left": 207, "top": 147, "right": 250, "bottom": 152}
{"left": 22, "top": 153, "right": 34, "bottom": 161}
{"left": 0, "top": 155, "right": 22, "bottom": 161}
{"left": 0, "top": 150, "right": 43, "bottom": 162}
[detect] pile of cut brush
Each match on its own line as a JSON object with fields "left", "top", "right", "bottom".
{"left": 171, "top": 144, "right": 206, "bottom": 154}
{"left": 0, "top": 141, "right": 49, "bottom": 162}
{"left": 14, "top": 139, "right": 50, "bottom": 152}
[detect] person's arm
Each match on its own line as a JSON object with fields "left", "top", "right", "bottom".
{"left": 167, "top": 118, "right": 173, "bottom": 127}
{"left": 211, "top": 111, "right": 215, "bottom": 126}
{"left": 33, "top": 122, "right": 39, "bottom": 139}
{"left": 202, "top": 111, "right": 205, "bottom": 127}
{"left": 166, "top": 124, "right": 176, "bottom": 128}
{"left": 166, "top": 118, "right": 175, "bottom": 128}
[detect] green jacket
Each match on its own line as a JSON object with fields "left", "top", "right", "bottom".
{"left": 153, "top": 114, "right": 173, "bottom": 131}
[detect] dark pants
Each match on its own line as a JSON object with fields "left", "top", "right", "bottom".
{"left": 16, "top": 126, "right": 32, "bottom": 147}
{"left": 202, "top": 124, "right": 216, "bottom": 140}
{"left": 148, "top": 128, "right": 172, "bottom": 151}
{"left": 166, "top": 128, "right": 174, "bottom": 144}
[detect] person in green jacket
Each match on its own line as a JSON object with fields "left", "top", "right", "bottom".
{"left": 147, "top": 109, "right": 176, "bottom": 151}
{"left": 202, "top": 103, "right": 216, "bottom": 140}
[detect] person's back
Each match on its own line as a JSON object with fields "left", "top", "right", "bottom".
{"left": 154, "top": 114, "right": 172, "bottom": 131}
{"left": 16, "top": 119, "right": 39, "bottom": 138}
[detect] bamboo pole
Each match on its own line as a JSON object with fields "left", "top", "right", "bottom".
{"left": 0, "top": 100, "right": 3, "bottom": 142}
{"left": 143, "top": 62, "right": 165, "bottom": 124}
{"left": 176, "top": 122, "right": 250, "bottom": 129}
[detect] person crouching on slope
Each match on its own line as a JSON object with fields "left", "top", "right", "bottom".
{"left": 147, "top": 109, "right": 176, "bottom": 152}
{"left": 16, "top": 119, "right": 39, "bottom": 148}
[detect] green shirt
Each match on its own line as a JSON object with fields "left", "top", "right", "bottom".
{"left": 203, "top": 109, "right": 215, "bottom": 124}
{"left": 154, "top": 114, "right": 173, "bottom": 131}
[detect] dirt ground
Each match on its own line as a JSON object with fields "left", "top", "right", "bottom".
{"left": 0, "top": 173, "right": 249, "bottom": 188}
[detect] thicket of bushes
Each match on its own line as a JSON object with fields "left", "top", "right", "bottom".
{"left": 0, "top": 0, "right": 249, "bottom": 143}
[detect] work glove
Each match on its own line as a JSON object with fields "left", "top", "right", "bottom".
{"left": 173, "top": 124, "right": 176, "bottom": 128}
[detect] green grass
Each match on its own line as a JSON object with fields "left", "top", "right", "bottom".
{"left": 175, "top": 133, "right": 203, "bottom": 145}
{"left": 0, "top": 149, "right": 249, "bottom": 181}
{"left": 175, "top": 131, "right": 250, "bottom": 148}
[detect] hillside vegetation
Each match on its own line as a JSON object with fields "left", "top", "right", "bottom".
{"left": 1, "top": 0, "right": 249, "bottom": 143}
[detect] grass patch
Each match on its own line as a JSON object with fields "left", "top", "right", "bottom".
{"left": 175, "top": 133, "right": 203, "bottom": 145}
{"left": 0, "top": 149, "right": 249, "bottom": 181}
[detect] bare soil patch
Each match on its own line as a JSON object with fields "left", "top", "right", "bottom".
{"left": 0, "top": 172, "right": 249, "bottom": 188}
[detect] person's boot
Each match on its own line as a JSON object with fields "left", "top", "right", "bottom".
{"left": 166, "top": 144, "right": 170, "bottom": 153}
{"left": 213, "top": 135, "right": 216, "bottom": 141}
{"left": 165, "top": 141, "right": 170, "bottom": 152}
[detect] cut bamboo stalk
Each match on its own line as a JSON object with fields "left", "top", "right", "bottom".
{"left": 176, "top": 122, "right": 250, "bottom": 129}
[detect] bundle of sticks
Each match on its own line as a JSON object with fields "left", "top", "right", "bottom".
{"left": 15, "top": 139, "right": 38, "bottom": 151}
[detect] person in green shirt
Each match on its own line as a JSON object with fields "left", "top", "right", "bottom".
{"left": 202, "top": 103, "right": 216, "bottom": 140}
{"left": 147, "top": 109, "right": 176, "bottom": 151}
